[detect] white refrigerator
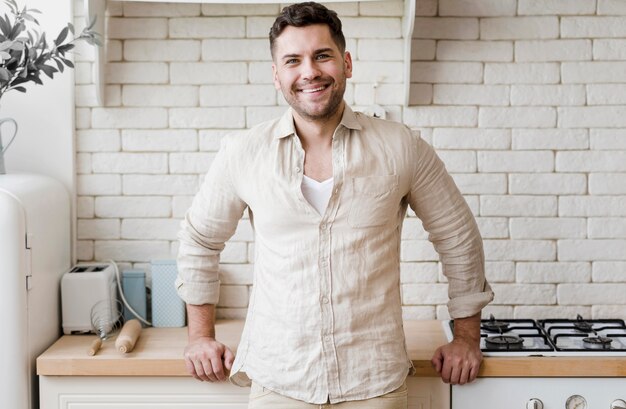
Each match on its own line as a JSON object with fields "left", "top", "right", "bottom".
{"left": 0, "top": 173, "right": 71, "bottom": 409}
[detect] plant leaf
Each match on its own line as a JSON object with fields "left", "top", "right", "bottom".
{"left": 11, "top": 76, "right": 26, "bottom": 86}
{"left": 0, "top": 67, "right": 10, "bottom": 82}
{"left": 40, "top": 63, "right": 56, "bottom": 79}
{"left": 57, "top": 43, "right": 74, "bottom": 54}
{"left": 22, "top": 13, "right": 37, "bottom": 23}
{"left": 9, "top": 21, "right": 25, "bottom": 41}
{"left": 55, "top": 26, "right": 68, "bottom": 46}
{"left": 60, "top": 57, "right": 74, "bottom": 68}
{"left": 53, "top": 57, "right": 63, "bottom": 71}
{"left": 13, "top": 86, "right": 26, "bottom": 92}
{"left": 7, "top": 0, "right": 18, "bottom": 14}
{"left": 9, "top": 41, "right": 24, "bottom": 51}
{"left": 87, "top": 15, "right": 97, "bottom": 31}
{"left": 0, "top": 14, "right": 11, "bottom": 38}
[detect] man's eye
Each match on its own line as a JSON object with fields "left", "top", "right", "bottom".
{"left": 286, "top": 59, "right": 298, "bottom": 64}
{"left": 316, "top": 54, "right": 330, "bottom": 60}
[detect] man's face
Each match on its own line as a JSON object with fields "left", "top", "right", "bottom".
{"left": 272, "top": 24, "right": 352, "bottom": 122}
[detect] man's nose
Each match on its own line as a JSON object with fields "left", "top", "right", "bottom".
{"left": 301, "top": 58, "right": 322, "bottom": 80}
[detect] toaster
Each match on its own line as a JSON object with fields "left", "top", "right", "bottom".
{"left": 61, "top": 263, "right": 118, "bottom": 334}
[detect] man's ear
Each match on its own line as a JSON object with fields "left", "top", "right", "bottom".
{"left": 344, "top": 51, "right": 353, "bottom": 79}
{"left": 272, "top": 64, "right": 281, "bottom": 90}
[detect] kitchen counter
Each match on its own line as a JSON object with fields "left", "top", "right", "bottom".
{"left": 37, "top": 320, "right": 626, "bottom": 377}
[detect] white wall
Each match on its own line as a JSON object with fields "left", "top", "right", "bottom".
{"left": 74, "top": 0, "right": 626, "bottom": 321}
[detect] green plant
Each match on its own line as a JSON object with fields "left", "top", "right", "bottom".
{"left": 0, "top": 0, "right": 100, "bottom": 98}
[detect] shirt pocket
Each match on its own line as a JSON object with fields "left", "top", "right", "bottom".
{"left": 348, "top": 175, "right": 399, "bottom": 228}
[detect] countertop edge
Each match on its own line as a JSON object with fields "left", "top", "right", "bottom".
{"left": 37, "top": 320, "right": 626, "bottom": 377}
{"left": 37, "top": 357, "right": 626, "bottom": 378}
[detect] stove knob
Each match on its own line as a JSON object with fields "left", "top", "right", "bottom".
{"left": 611, "top": 399, "right": 626, "bottom": 409}
{"left": 526, "top": 398, "right": 544, "bottom": 409}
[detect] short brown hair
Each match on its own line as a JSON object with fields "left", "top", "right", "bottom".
{"left": 269, "top": 2, "right": 346, "bottom": 59}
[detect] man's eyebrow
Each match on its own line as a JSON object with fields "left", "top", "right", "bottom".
{"left": 281, "top": 53, "right": 301, "bottom": 60}
{"left": 314, "top": 48, "right": 334, "bottom": 54}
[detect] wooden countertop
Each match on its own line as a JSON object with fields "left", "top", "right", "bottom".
{"left": 37, "top": 320, "right": 626, "bottom": 377}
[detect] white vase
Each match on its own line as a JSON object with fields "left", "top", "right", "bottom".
{"left": 0, "top": 118, "right": 18, "bottom": 174}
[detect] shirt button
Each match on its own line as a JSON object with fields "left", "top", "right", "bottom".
{"left": 320, "top": 224, "right": 326, "bottom": 230}
{"left": 321, "top": 296, "right": 329, "bottom": 304}
{"left": 324, "top": 336, "right": 331, "bottom": 342}
{"left": 295, "top": 167, "right": 301, "bottom": 173}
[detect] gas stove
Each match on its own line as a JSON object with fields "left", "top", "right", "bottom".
{"left": 447, "top": 315, "right": 626, "bottom": 409}
{"left": 443, "top": 314, "right": 626, "bottom": 356}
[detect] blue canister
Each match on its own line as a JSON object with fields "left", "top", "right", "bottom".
{"left": 151, "top": 260, "right": 186, "bottom": 327}
{"left": 122, "top": 269, "right": 147, "bottom": 324}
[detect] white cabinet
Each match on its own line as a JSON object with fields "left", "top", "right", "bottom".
{"left": 40, "top": 377, "right": 249, "bottom": 409}
{"left": 40, "top": 376, "right": 449, "bottom": 409}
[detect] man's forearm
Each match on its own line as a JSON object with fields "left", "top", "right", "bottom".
{"left": 453, "top": 312, "right": 481, "bottom": 344}
{"left": 187, "top": 303, "right": 216, "bottom": 341}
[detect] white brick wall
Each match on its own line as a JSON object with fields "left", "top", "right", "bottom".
{"left": 480, "top": 17, "right": 559, "bottom": 40}
{"left": 75, "top": 0, "right": 626, "bottom": 320}
{"left": 484, "top": 62, "right": 560, "bottom": 84}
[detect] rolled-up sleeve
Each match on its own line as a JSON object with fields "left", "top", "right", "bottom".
{"left": 407, "top": 134, "right": 494, "bottom": 319}
{"left": 176, "top": 137, "right": 247, "bottom": 306}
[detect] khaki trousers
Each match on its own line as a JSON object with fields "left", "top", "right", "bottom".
{"left": 248, "top": 381, "right": 408, "bottom": 409}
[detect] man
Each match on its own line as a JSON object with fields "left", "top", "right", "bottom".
{"left": 176, "top": 2, "right": 494, "bottom": 408}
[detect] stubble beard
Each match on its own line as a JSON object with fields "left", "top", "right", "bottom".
{"left": 284, "top": 77, "right": 346, "bottom": 122}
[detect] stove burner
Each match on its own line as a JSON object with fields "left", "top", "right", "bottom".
{"left": 485, "top": 335, "right": 524, "bottom": 350}
{"left": 482, "top": 315, "right": 510, "bottom": 333}
{"left": 582, "top": 336, "right": 613, "bottom": 350}
{"left": 573, "top": 314, "right": 594, "bottom": 333}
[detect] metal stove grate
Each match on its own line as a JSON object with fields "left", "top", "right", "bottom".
{"left": 538, "top": 316, "right": 626, "bottom": 352}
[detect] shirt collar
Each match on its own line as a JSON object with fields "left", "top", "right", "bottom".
{"left": 273, "top": 103, "right": 363, "bottom": 139}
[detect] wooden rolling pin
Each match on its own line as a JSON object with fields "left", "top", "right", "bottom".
{"left": 87, "top": 338, "right": 102, "bottom": 356}
{"left": 115, "top": 319, "right": 142, "bottom": 353}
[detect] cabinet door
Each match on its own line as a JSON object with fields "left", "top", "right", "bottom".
{"left": 41, "top": 376, "right": 450, "bottom": 409}
{"left": 57, "top": 396, "right": 248, "bottom": 409}
{"left": 40, "top": 376, "right": 249, "bottom": 409}
{"left": 57, "top": 395, "right": 248, "bottom": 409}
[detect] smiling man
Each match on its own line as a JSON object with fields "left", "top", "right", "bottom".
{"left": 176, "top": 2, "right": 494, "bottom": 409}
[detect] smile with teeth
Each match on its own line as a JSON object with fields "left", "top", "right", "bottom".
{"left": 299, "top": 84, "right": 329, "bottom": 93}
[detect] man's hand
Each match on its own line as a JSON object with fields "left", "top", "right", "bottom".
{"left": 184, "top": 336, "right": 235, "bottom": 382}
{"left": 431, "top": 337, "right": 482, "bottom": 385}
{"left": 431, "top": 312, "right": 482, "bottom": 385}
{"left": 184, "top": 303, "right": 234, "bottom": 382}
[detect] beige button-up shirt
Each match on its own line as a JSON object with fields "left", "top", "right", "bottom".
{"left": 176, "top": 105, "right": 493, "bottom": 404}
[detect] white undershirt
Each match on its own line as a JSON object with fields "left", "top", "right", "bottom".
{"left": 301, "top": 175, "right": 334, "bottom": 216}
